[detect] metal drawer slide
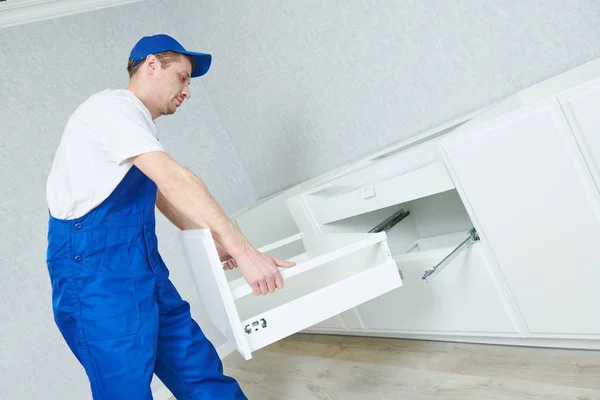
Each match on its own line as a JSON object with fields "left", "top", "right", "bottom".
{"left": 422, "top": 228, "right": 480, "bottom": 282}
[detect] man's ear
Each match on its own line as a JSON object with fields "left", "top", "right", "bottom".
{"left": 145, "top": 54, "right": 157, "bottom": 75}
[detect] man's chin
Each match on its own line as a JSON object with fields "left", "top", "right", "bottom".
{"left": 164, "top": 107, "right": 177, "bottom": 116}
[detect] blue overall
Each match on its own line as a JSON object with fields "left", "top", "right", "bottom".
{"left": 46, "top": 165, "right": 247, "bottom": 399}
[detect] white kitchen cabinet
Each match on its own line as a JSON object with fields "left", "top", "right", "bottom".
{"left": 442, "top": 98, "right": 600, "bottom": 339}
{"left": 286, "top": 142, "right": 522, "bottom": 338}
{"left": 213, "top": 62, "right": 600, "bottom": 352}
{"left": 180, "top": 229, "right": 401, "bottom": 360}
{"left": 558, "top": 77, "right": 600, "bottom": 192}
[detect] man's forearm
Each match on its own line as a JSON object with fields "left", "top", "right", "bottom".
{"left": 158, "top": 165, "right": 255, "bottom": 259}
{"left": 156, "top": 189, "right": 199, "bottom": 230}
{"left": 156, "top": 191, "right": 232, "bottom": 261}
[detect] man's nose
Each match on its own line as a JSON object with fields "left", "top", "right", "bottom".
{"left": 182, "top": 86, "right": 191, "bottom": 99}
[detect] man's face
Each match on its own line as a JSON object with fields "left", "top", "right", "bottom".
{"left": 153, "top": 55, "right": 193, "bottom": 116}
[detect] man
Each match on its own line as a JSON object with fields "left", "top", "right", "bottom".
{"left": 45, "top": 34, "right": 295, "bottom": 399}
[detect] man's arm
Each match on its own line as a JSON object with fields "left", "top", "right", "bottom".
{"left": 156, "top": 190, "right": 234, "bottom": 263}
{"left": 131, "top": 151, "right": 294, "bottom": 295}
{"left": 156, "top": 189, "right": 198, "bottom": 230}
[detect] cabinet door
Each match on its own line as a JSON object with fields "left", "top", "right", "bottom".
{"left": 442, "top": 99, "right": 600, "bottom": 337}
{"left": 558, "top": 77, "right": 600, "bottom": 190}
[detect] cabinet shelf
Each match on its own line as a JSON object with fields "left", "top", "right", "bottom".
{"left": 309, "top": 161, "right": 455, "bottom": 225}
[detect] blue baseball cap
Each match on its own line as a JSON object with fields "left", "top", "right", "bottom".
{"left": 128, "top": 34, "right": 212, "bottom": 78}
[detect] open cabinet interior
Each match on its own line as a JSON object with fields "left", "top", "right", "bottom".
{"left": 285, "top": 151, "right": 526, "bottom": 336}
{"left": 317, "top": 188, "right": 475, "bottom": 260}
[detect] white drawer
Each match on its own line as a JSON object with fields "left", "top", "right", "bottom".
{"left": 180, "top": 229, "right": 402, "bottom": 360}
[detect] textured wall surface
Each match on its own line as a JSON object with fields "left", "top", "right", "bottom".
{"left": 177, "top": 0, "right": 600, "bottom": 198}
{"left": 0, "top": 1, "right": 255, "bottom": 399}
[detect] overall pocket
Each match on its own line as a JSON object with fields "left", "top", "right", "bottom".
{"left": 74, "top": 226, "right": 147, "bottom": 341}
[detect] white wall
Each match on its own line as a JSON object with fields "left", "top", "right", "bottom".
{"left": 179, "top": 0, "right": 600, "bottom": 198}
{"left": 0, "top": 1, "right": 256, "bottom": 399}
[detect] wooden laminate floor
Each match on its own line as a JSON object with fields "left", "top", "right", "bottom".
{"left": 215, "top": 334, "right": 600, "bottom": 400}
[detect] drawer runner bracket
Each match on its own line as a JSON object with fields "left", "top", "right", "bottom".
{"left": 369, "top": 208, "right": 410, "bottom": 233}
{"left": 244, "top": 318, "right": 267, "bottom": 334}
{"left": 422, "top": 228, "right": 480, "bottom": 282}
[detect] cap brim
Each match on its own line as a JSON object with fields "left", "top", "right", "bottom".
{"left": 180, "top": 51, "right": 212, "bottom": 78}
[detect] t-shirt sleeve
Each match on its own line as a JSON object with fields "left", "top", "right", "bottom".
{"left": 86, "top": 95, "right": 166, "bottom": 166}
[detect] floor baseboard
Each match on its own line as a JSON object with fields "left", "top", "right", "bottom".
{"left": 152, "top": 341, "right": 236, "bottom": 400}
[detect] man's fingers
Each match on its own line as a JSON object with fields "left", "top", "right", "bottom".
{"left": 251, "top": 282, "right": 261, "bottom": 296}
{"left": 266, "top": 278, "right": 277, "bottom": 293}
{"left": 274, "top": 270, "right": 284, "bottom": 289}
{"left": 244, "top": 254, "right": 292, "bottom": 296}
{"left": 274, "top": 257, "right": 296, "bottom": 268}
{"left": 223, "top": 258, "right": 238, "bottom": 270}
{"left": 258, "top": 280, "right": 269, "bottom": 295}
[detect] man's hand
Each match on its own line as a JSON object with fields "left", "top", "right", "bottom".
{"left": 235, "top": 250, "right": 296, "bottom": 295}
{"left": 215, "top": 237, "right": 241, "bottom": 270}
{"left": 214, "top": 238, "right": 231, "bottom": 262}
{"left": 223, "top": 257, "right": 238, "bottom": 271}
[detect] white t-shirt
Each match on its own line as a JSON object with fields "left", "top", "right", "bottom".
{"left": 46, "top": 89, "right": 166, "bottom": 220}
